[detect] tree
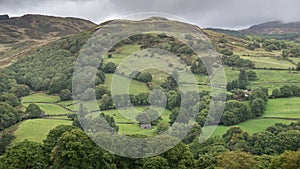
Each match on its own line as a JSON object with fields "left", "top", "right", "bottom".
{"left": 0, "top": 93, "right": 20, "bottom": 107}
{"left": 271, "top": 150, "right": 300, "bottom": 169}
{"left": 282, "top": 50, "right": 289, "bottom": 59}
{"left": 162, "top": 142, "right": 196, "bottom": 169}
{"left": 156, "top": 122, "right": 170, "bottom": 134}
{"left": 280, "top": 85, "right": 292, "bottom": 97}
{"left": 238, "top": 69, "right": 248, "bottom": 89}
{"left": 99, "top": 94, "right": 113, "bottom": 110}
{"left": 136, "top": 109, "right": 160, "bottom": 125}
{"left": 250, "top": 98, "right": 265, "bottom": 117}
{"left": 0, "top": 132, "right": 15, "bottom": 155}
{"left": 43, "top": 125, "right": 78, "bottom": 155}
{"left": 247, "top": 71, "right": 257, "bottom": 81}
{"left": 12, "top": 84, "right": 30, "bottom": 97}
{"left": 221, "top": 48, "right": 233, "bottom": 56}
{"left": 95, "top": 85, "right": 110, "bottom": 99}
{"left": 0, "top": 103, "right": 20, "bottom": 130}
{"left": 143, "top": 156, "right": 170, "bottom": 169}
{"left": 59, "top": 89, "right": 72, "bottom": 101}
{"left": 0, "top": 140, "right": 47, "bottom": 169}
{"left": 26, "top": 103, "right": 43, "bottom": 118}
{"left": 103, "top": 62, "right": 117, "bottom": 73}
{"left": 134, "top": 72, "right": 153, "bottom": 82}
{"left": 272, "top": 88, "right": 281, "bottom": 98}
{"left": 297, "top": 62, "right": 300, "bottom": 70}
{"left": 217, "top": 151, "right": 258, "bottom": 169}
{"left": 50, "top": 129, "right": 108, "bottom": 169}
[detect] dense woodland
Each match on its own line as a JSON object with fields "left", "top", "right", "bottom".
{"left": 1, "top": 17, "right": 300, "bottom": 168}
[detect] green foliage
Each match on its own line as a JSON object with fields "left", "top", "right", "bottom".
{"left": 103, "top": 62, "right": 117, "bottom": 73}
{"left": 238, "top": 69, "right": 248, "bottom": 89}
{"left": 297, "top": 62, "right": 300, "bottom": 70}
{"left": 0, "top": 133, "right": 15, "bottom": 155}
{"left": 99, "top": 94, "right": 114, "bottom": 110}
{"left": 155, "top": 122, "right": 169, "bottom": 134}
{"left": 0, "top": 103, "right": 20, "bottom": 131}
{"left": 221, "top": 48, "right": 233, "bottom": 56}
{"left": 134, "top": 72, "right": 153, "bottom": 83}
{"left": 224, "top": 55, "right": 254, "bottom": 68}
{"left": 250, "top": 98, "right": 265, "bottom": 117}
{"left": 221, "top": 100, "right": 252, "bottom": 125}
{"left": 26, "top": 103, "right": 43, "bottom": 118}
{"left": 143, "top": 156, "right": 170, "bottom": 169}
{"left": 271, "top": 150, "right": 300, "bottom": 169}
{"left": 50, "top": 129, "right": 107, "bottom": 169}
{"left": 136, "top": 109, "right": 160, "bottom": 125}
{"left": 217, "top": 151, "right": 258, "bottom": 169}
{"left": 0, "top": 140, "right": 47, "bottom": 169}
{"left": 7, "top": 32, "right": 91, "bottom": 94}
{"left": 95, "top": 85, "right": 110, "bottom": 99}
{"left": 0, "top": 93, "right": 20, "bottom": 107}
{"left": 59, "top": 89, "right": 72, "bottom": 101}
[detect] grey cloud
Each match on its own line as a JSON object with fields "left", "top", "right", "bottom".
{"left": 0, "top": 0, "right": 300, "bottom": 29}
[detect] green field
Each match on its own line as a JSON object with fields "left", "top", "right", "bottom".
{"left": 35, "top": 103, "right": 73, "bottom": 115}
{"left": 89, "top": 106, "right": 171, "bottom": 136}
{"left": 289, "top": 57, "right": 300, "bottom": 64}
{"left": 14, "top": 119, "right": 72, "bottom": 143}
{"left": 240, "top": 56, "right": 295, "bottom": 69}
{"left": 92, "top": 106, "right": 171, "bottom": 123}
{"left": 203, "top": 119, "right": 295, "bottom": 137}
{"left": 22, "top": 93, "right": 60, "bottom": 103}
{"left": 104, "top": 73, "right": 150, "bottom": 94}
{"left": 103, "top": 45, "right": 140, "bottom": 65}
{"left": 118, "top": 123, "right": 157, "bottom": 136}
{"left": 264, "top": 97, "right": 300, "bottom": 118}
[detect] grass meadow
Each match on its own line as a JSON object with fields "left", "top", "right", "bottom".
{"left": 14, "top": 119, "right": 72, "bottom": 143}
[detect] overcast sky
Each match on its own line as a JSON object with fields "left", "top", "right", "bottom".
{"left": 1, "top": 0, "right": 300, "bottom": 30}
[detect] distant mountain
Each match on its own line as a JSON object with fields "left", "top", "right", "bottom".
{"left": 0, "top": 14, "right": 96, "bottom": 68}
{"left": 243, "top": 21, "right": 300, "bottom": 34}
{"left": 0, "top": 14, "right": 96, "bottom": 43}
{"left": 241, "top": 21, "right": 300, "bottom": 41}
{"left": 206, "top": 21, "right": 300, "bottom": 42}
{"left": 205, "top": 28, "right": 247, "bottom": 38}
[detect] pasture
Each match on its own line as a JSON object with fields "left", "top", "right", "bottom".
{"left": 104, "top": 73, "right": 150, "bottom": 95}
{"left": 22, "top": 93, "right": 60, "bottom": 103}
{"left": 203, "top": 118, "right": 295, "bottom": 137}
{"left": 263, "top": 97, "right": 300, "bottom": 118}
{"left": 241, "top": 56, "right": 295, "bottom": 69}
{"left": 14, "top": 119, "right": 72, "bottom": 143}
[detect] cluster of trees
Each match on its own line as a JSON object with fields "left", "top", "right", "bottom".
{"left": 262, "top": 39, "right": 288, "bottom": 52}
{"left": 0, "top": 125, "right": 198, "bottom": 169}
{"left": 224, "top": 55, "right": 254, "bottom": 68}
{"left": 133, "top": 72, "right": 153, "bottom": 83}
{"left": 195, "top": 87, "right": 267, "bottom": 126}
{"left": 282, "top": 47, "right": 300, "bottom": 58}
{"left": 226, "top": 69, "right": 257, "bottom": 91}
{"left": 272, "top": 85, "right": 300, "bottom": 98}
{"left": 136, "top": 109, "right": 161, "bottom": 125}
{"left": 6, "top": 32, "right": 99, "bottom": 95}
{"left": 190, "top": 121, "right": 300, "bottom": 169}
{"left": 191, "top": 58, "right": 207, "bottom": 74}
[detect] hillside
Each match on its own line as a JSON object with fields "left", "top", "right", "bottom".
{"left": 1, "top": 16, "right": 300, "bottom": 168}
{"left": 241, "top": 20, "right": 300, "bottom": 41}
{"left": 0, "top": 14, "right": 96, "bottom": 68}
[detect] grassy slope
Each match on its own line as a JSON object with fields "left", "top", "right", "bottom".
{"left": 14, "top": 119, "right": 72, "bottom": 143}
{"left": 104, "top": 74, "right": 150, "bottom": 95}
{"left": 204, "top": 97, "right": 300, "bottom": 137}
{"left": 263, "top": 97, "right": 300, "bottom": 118}
{"left": 91, "top": 106, "right": 171, "bottom": 136}
{"left": 204, "top": 119, "right": 295, "bottom": 137}
{"left": 22, "top": 93, "right": 60, "bottom": 103}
